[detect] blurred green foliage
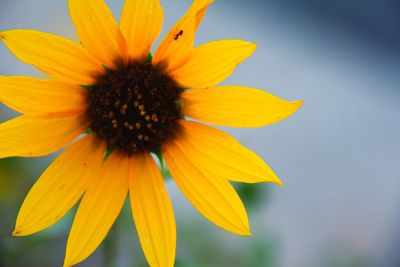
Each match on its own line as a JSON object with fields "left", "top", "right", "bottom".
{"left": 0, "top": 153, "right": 278, "bottom": 266}
{"left": 0, "top": 158, "right": 372, "bottom": 267}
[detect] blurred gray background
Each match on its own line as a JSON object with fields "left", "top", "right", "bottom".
{"left": 0, "top": 0, "right": 399, "bottom": 267}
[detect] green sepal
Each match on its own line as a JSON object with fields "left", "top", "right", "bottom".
{"left": 178, "top": 87, "right": 188, "bottom": 93}
{"left": 104, "top": 148, "right": 113, "bottom": 161}
{"left": 102, "top": 64, "right": 111, "bottom": 74}
{"left": 80, "top": 85, "right": 93, "bottom": 90}
{"left": 152, "top": 148, "right": 171, "bottom": 179}
{"left": 145, "top": 53, "right": 153, "bottom": 64}
{"left": 153, "top": 148, "right": 164, "bottom": 170}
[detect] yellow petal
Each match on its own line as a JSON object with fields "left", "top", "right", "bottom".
{"left": 120, "top": 0, "right": 163, "bottom": 61}
{"left": 171, "top": 40, "right": 256, "bottom": 88}
{"left": 64, "top": 152, "right": 129, "bottom": 267}
{"left": 192, "top": 0, "right": 212, "bottom": 29}
{"left": 129, "top": 154, "right": 176, "bottom": 267}
{"left": 182, "top": 86, "right": 303, "bottom": 127}
{"left": 0, "top": 76, "right": 87, "bottom": 118}
{"left": 0, "top": 115, "right": 87, "bottom": 158}
{"left": 153, "top": 0, "right": 214, "bottom": 72}
{"left": 170, "top": 120, "right": 282, "bottom": 185}
{"left": 163, "top": 137, "right": 251, "bottom": 236}
{"left": 68, "top": 0, "right": 128, "bottom": 69}
{"left": 0, "top": 30, "right": 102, "bottom": 85}
{"left": 13, "top": 135, "right": 105, "bottom": 236}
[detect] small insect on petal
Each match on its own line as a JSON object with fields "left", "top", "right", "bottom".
{"left": 174, "top": 30, "right": 184, "bottom": 40}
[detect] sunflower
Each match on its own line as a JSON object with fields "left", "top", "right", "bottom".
{"left": 0, "top": 0, "right": 302, "bottom": 266}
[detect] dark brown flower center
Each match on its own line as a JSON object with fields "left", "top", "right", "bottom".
{"left": 86, "top": 61, "right": 182, "bottom": 155}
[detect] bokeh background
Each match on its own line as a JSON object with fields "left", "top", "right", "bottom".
{"left": 1, "top": 0, "right": 400, "bottom": 266}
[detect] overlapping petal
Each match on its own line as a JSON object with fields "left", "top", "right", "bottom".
{"left": 182, "top": 86, "right": 303, "bottom": 127}
{"left": 0, "top": 30, "right": 102, "bottom": 85}
{"left": 13, "top": 135, "right": 105, "bottom": 236}
{"left": 64, "top": 152, "right": 129, "bottom": 267}
{"left": 164, "top": 135, "right": 251, "bottom": 236}
{"left": 168, "top": 120, "right": 281, "bottom": 184}
{"left": 120, "top": 0, "right": 163, "bottom": 61}
{"left": 0, "top": 76, "right": 87, "bottom": 118}
{"left": 170, "top": 40, "right": 256, "bottom": 88}
{"left": 129, "top": 154, "right": 176, "bottom": 267}
{"left": 68, "top": 0, "right": 127, "bottom": 68}
{"left": 0, "top": 115, "right": 87, "bottom": 158}
{"left": 153, "top": 0, "right": 214, "bottom": 72}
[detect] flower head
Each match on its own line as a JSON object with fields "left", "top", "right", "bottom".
{"left": 0, "top": 0, "right": 302, "bottom": 266}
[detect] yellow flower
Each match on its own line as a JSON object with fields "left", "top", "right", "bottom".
{"left": 0, "top": 0, "right": 302, "bottom": 266}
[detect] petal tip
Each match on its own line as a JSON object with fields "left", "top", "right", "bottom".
{"left": 12, "top": 226, "right": 35, "bottom": 236}
{"left": 289, "top": 100, "right": 304, "bottom": 116}
{"left": 238, "top": 41, "right": 257, "bottom": 59}
{"left": 12, "top": 229, "right": 24, "bottom": 236}
{"left": 0, "top": 30, "right": 15, "bottom": 39}
{"left": 237, "top": 217, "right": 251, "bottom": 237}
{"left": 268, "top": 173, "right": 284, "bottom": 186}
{"left": 63, "top": 248, "right": 83, "bottom": 267}
{"left": 207, "top": 0, "right": 215, "bottom": 6}
{"left": 245, "top": 41, "right": 257, "bottom": 53}
{"left": 237, "top": 226, "right": 252, "bottom": 236}
{"left": 63, "top": 259, "right": 71, "bottom": 267}
{"left": 275, "top": 179, "right": 284, "bottom": 187}
{"left": 277, "top": 99, "right": 304, "bottom": 123}
{"left": 262, "top": 168, "right": 284, "bottom": 186}
{"left": 295, "top": 99, "right": 304, "bottom": 108}
{"left": 195, "top": 0, "right": 215, "bottom": 8}
{"left": 63, "top": 254, "right": 77, "bottom": 267}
